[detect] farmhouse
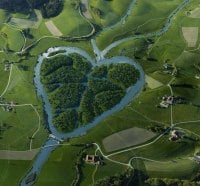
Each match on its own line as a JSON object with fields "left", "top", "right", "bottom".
{"left": 193, "top": 155, "right": 200, "bottom": 163}
{"left": 163, "top": 63, "right": 173, "bottom": 70}
{"left": 84, "top": 155, "right": 102, "bottom": 165}
{"left": 159, "top": 95, "right": 185, "bottom": 108}
{"left": 169, "top": 130, "right": 180, "bottom": 141}
{"left": 4, "top": 63, "right": 11, "bottom": 71}
{"left": 159, "top": 95, "right": 174, "bottom": 108}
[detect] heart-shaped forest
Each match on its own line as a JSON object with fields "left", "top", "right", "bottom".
{"left": 41, "top": 53, "right": 140, "bottom": 132}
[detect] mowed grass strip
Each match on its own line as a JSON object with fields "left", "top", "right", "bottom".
{"left": 0, "top": 149, "right": 39, "bottom": 160}
{"left": 103, "top": 127, "right": 156, "bottom": 152}
{"left": 182, "top": 27, "right": 199, "bottom": 47}
{"left": 188, "top": 7, "right": 200, "bottom": 18}
{"left": 145, "top": 75, "right": 163, "bottom": 89}
{"left": 9, "top": 10, "right": 42, "bottom": 29}
{"left": 45, "top": 20, "right": 63, "bottom": 36}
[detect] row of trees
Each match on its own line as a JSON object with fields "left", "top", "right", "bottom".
{"left": 95, "top": 169, "right": 147, "bottom": 186}
{"left": 95, "top": 169, "right": 200, "bottom": 186}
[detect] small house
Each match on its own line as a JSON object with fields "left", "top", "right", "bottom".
{"left": 85, "top": 155, "right": 102, "bottom": 165}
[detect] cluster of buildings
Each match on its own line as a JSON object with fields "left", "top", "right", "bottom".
{"left": 4, "top": 62, "right": 11, "bottom": 71}
{"left": 169, "top": 130, "right": 181, "bottom": 141}
{"left": 84, "top": 154, "right": 103, "bottom": 165}
{"left": 0, "top": 101, "right": 15, "bottom": 112}
{"left": 163, "top": 63, "right": 177, "bottom": 76}
{"left": 159, "top": 95, "right": 185, "bottom": 108}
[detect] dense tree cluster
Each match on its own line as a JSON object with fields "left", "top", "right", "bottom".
{"left": 40, "top": 0, "right": 64, "bottom": 18}
{"left": 41, "top": 54, "right": 91, "bottom": 86}
{"left": 95, "top": 169, "right": 199, "bottom": 186}
{"left": 79, "top": 64, "right": 139, "bottom": 124}
{"left": 108, "top": 63, "right": 140, "bottom": 89}
{"left": 90, "top": 65, "right": 108, "bottom": 79}
{"left": 0, "top": 0, "right": 63, "bottom": 18}
{"left": 146, "top": 178, "right": 198, "bottom": 186}
{"left": 95, "top": 169, "right": 147, "bottom": 186}
{"left": 49, "top": 83, "right": 85, "bottom": 110}
{"left": 90, "top": 6, "right": 104, "bottom": 18}
{"left": 41, "top": 54, "right": 91, "bottom": 131}
{"left": 41, "top": 56, "right": 140, "bottom": 131}
{"left": 53, "top": 109, "right": 77, "bottom": 131}
{"left": 0, "top": 0, "right": 29, "bottom": 12}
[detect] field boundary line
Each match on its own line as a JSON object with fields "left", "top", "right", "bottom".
{"left": 106, "top": 134, "right": 164, "bottom": 158}
{"left": 0, "top": 64, "right": 13, "bottom": 98}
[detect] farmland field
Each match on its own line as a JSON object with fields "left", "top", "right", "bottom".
{"left": 103, "top": 127, "right": 156, "bottom": 152}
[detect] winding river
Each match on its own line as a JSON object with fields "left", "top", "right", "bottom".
{"left": 20, "top": 0, "right": 192, "bottom": 185}
{"left": 20, "top": 46, "right": 145, "bottom": 186}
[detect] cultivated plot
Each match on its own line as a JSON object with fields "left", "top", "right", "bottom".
{"left": 9, "top": 10, "right": 42, "bottom": 29}
{"left": 188, "top": 7, "right": 200, "bottom": 18}
{"left": 45, "top": 20, "right": 63, "bottom": 36}
{"left": 145, "top": 75, "right": 163, "bottom": 89}
{"left": 182, "top": 27, "right": 199, "bottom": 47}
{"left": 103, "top": 127, "right": 156, "bottom": 152}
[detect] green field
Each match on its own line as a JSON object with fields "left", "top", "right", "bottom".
{"left": 0, "top": 159, "right": 32, "bottom": 186}
{"left": 0, "top": 62, "right": 47, "bottom": 150}
{"left": 48, "top": 0, "right": 93, "bottom": 37}
{"left": 36, "top": 144, "right": 126, "bottom": 186}
{"left": 89, "top": 0, "right": 132, "bottom": 27}
{"left": 1, "top": 25, "right": 24, "bottom": 52}
{"left": 144, "top": 159, "right": 199, "bottom": 179}
{"left": 96, "top": 0, "right": 183, "bottom": 49}
{"left": 0, "top": 63, "right": 9, "bottom": 93}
